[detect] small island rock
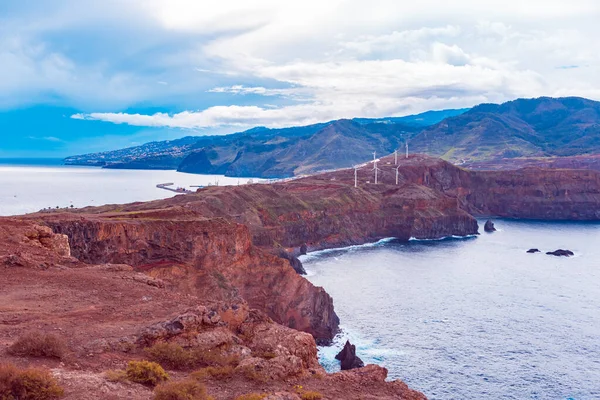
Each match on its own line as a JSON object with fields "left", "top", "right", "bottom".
{"left": 484, "top": 220, "right": 497, "bottom": 232}
{"left": 335, "top": 340, "right": 364, "bottom": 370}
{"left": 527, "top": 249, "right": 540, "bottom": 253}
{"left": 546, "top": 249, "right": 574, "bottom": 257}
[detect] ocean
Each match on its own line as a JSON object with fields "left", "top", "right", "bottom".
{"left": 303, "top": 220, "right": 600, "bottom": 400}
{"left": 0, "top": 160, "right": 258, "bottom": 216}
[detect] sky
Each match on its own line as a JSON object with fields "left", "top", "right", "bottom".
{"left": 1, "top": 0, "right": 600, "bottom": 157}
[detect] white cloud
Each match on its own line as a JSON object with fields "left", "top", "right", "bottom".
{"left": 3, "top": 0, "right": 600, "bottom": 130}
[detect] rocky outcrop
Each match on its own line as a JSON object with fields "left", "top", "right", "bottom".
{"left": 546, "top": 249, "right": 574, "bottom": 257}
{"left": 484, "top": 220, "right": 496, "bottom": 232}
{"left": 45, "top": 216, "right": 338, "bottom": 342}
{"left": 335, "top": 340, "right": 364, "bottom": 370}
{"left": 278, "top": 249, "right": 307, "bottom": 275}
{"left": 527, "top": 248, "right": 540, "bottom": 253}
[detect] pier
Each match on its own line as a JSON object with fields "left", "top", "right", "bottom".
{"left": 156, "top": 182, "right": 193, "bottom": 194}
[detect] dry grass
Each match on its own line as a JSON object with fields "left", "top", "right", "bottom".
{"left": 144, "top": 343, "right": 240, "bottom": 371}
{"left": 145, "top": 343, "right": 193, "bottom": 370}
{"left": 8, "top": 332, "right": 67, "bottom": 359}
{"left": 125, "top": 361, "right": 169, "bottom": 387}
{"left": 104, "top": 369, "right": 128, "bottom": 383}
{"left": 234, "top": 394, "right": 268, "bottom": 400}
{"left": 153, "top": 379, "right": 211, "bottom": 400}
{"left": 190, "top": 366, "right": 235, "bottom": 381}
{"left": 240, "top": 368, "right": 268, "bottom": 383}
{"left": 0, "top": 364, "right": 64, "bottom": 400}
{"left": 299, "top": 391, "right": 323, "bottom": 400}
{"left": 252, "top": 351, "right": 277, "bottom": 360}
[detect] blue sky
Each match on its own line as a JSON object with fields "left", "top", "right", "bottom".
{"left": 1, "top": 0, "right": 600, "bottom": 157}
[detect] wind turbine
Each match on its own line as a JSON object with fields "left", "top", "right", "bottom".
{"left": 373, "top": 158, "right": 381, "bottom": 184}
{"left": 372, "top": 151, "right": 377, "bottom": 162}
{"left": 394, "top": 149, "right": 398, "bottom": 165}
{"left": 405, "top": 141, "right": 409, "bottom": 159}
{"left": 396, "top": 165, "right": 401, "bottom": 185}
{"left": 353, "top": 165, "right": 360, "bottom": 188}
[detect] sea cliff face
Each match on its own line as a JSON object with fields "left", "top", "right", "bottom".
{"left": 46, "top": 217, "right": 339, "bottom": 342}
{"left": 0, "top": 217, "right": 425, "bottom": 400}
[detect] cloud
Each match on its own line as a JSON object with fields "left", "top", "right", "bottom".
{"left": 3, "top": 0, "right": 600, "bottom": 133}
{"left": 27, "top": 136, "right": 63, "bottom": 142}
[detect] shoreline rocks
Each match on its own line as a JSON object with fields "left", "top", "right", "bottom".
{"left": 527, "top": 248, "right": 540, "bottom": 253}
{"left": 335, "top": 340, "right": 364, "bottom": 370}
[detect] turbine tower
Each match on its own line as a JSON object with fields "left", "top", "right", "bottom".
{"left": 396, "top": 165, "right": 401, "bottom": 185}
{"left": 405, "top": 141, "right": 409, "bottom": 159}
{"left": 354, "top": 165, "right": 360, "bottom": 188}
{"left": 394, "top": 149, "right": 398, "bottom": 165}
{"left": 372, "top": 159, "right": 381, "bottom": 184}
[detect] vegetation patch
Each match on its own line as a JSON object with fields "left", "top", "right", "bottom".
{"left": 234, "top": 394, "right": 268, "bottom": 400}
{"left": 8, "top": 332, "right": 67, "bottom": 359}
{"left": 153, "top": 379, "right": 211, "bottom": 400}
{"left": 125, "top": 361, "right": 169, "bottom": 387}
{"left": 145, "top": 343, "right": 194, "bottom": 370}
{"left": 104, "top": 369, "right": 128, "bottom": 383}
{"left": 0, "top": 364, "right": 64, "bottom": 400}
{"left": 190, "top": 366, "right": 235, "bottom": 381}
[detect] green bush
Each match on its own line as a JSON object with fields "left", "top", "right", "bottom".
{"left": 0, "top": 364, "right": 64, "bottom": 400}
{"left": 153, "top": 379, "right": 210, "bottom": 400}
{"left": 125, "top": 361, "right": 169, "bottom": 387}
{"left": 8, "top": 332, "right": 66, "bottom": 359}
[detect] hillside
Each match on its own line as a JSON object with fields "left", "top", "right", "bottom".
{"left": 410, "top": 97, "right": 600, "bottom": 163}
{"left": 64, "top": 109, "right": 463, "bottom": 177}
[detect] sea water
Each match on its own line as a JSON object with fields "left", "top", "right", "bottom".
{"left": 0, "top": 161, "right": 258, "bottom": 216}
{"left": 302, "top": 220, "right": 600, "bottom": 400}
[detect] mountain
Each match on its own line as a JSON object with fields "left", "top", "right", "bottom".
{"left": 66, "top": 109, "right": 458, "bottom": 177}
{"left": 409, "top": 97, "right": 600, "bottom": 163}
{"left": 65, "top": 98, "right": 600, "bottom": 177}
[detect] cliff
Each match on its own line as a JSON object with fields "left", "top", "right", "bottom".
{"left": 44, "top": 216, "right": 339, "bottom": 342}
{"left": 0, "top": 218, "right": 426, "bottom": 400}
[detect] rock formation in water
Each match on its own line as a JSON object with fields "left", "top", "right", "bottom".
{"left": 335, "top": 340, "right": 365, "bottom": 370}
{"left": 527, "top": 248, "right": 541, "bottom": 254}
{"left": 546, "top": 249, "right": 574, "bottom": 257}
{"left": 484, "top": 220, "right": 496, "bottom": 232}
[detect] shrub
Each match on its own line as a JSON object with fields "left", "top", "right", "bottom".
{"left": 104, "top": 369, "right": 128, "bottom": 383}
{"left": 145, "top": 343, "right": 193, "bottom": 370}
{"left": 192, "top": 349, "right": 239, "bottom": 368}
{"left": 299, "top": 391, "right": 323, "bottom": 400}
{"left": 153, "top": 379, "right": 209, "bottom": 400}
{"left": 144, "top": 343, "right": 239, "bottom": 371}
{"left": 240, "top": 368, "right": 267, "bottom": 383}
{"left": 234, "top": 394, "right": 268, "bottom": 400}
{"left": 8, "top": 332, "right": 66, "bottom": 359}
{"left": 253, "top": 351, "right": 277, "bottom": 360}
{"left": 0, "top": 364, "right": 64, "bottom": 400}
{"left": 125, "top": 361, "right": 169, "bottom": 387}
{"left": 190, "top": 366, "right": 234, "bottom": 381}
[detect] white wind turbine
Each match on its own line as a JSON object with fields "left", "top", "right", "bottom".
{"left": 405, "top": 141, "right": 409, "bottom": 159}
{"left": 372, "top": 158, "right": 381, "bottom": 184}
{"left": 394, "top": 149, "right": 398, "bottom": 165}
{"left": 353, "top": 165, "right": 360, "bottom": 188}
{"left": 396, "top": 165, "right": 401, "bottom": 185}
